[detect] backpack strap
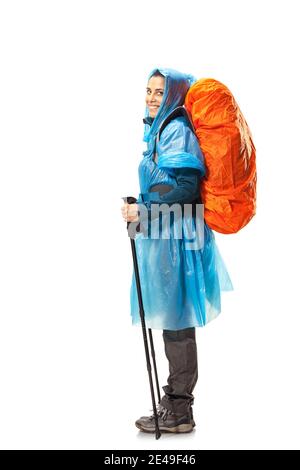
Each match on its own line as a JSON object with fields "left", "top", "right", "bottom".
{"left": 158, "top": 105, "right": 195, "bottom": 141}
{"left": 153, "top": 106, "right": 195, "bottom": 162}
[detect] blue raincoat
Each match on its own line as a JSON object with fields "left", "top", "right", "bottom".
{"left": 130, "top": 68, "right": 233, "bottom": 330}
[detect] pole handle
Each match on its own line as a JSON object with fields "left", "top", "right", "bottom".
{"left": 121, "top": 196, "right": 140, "bottom": 234}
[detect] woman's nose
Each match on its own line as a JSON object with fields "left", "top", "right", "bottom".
{"left": 148, "top": 93, "right": 156, "bottom": 102}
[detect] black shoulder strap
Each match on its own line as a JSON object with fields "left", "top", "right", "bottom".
{"left": 158, "top": 106, "right": 195, "bottom": 140}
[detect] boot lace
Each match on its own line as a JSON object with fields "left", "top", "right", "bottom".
{"left": 149, "top": 405, "right": 172, "bottom": 422}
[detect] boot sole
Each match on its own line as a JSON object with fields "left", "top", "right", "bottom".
{"left": 135, "top": 422, "right": 194, "bottom": 433}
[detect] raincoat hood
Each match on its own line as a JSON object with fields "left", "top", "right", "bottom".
{"left": 143, "top": 67, "right": 197, "bottom": 143}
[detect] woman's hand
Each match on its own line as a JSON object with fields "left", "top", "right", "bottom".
{"left": 121, "top": 202, "right": 139, "bottom": 222}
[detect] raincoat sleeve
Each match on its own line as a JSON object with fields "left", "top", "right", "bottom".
{"left": 141, "top": 167, "right": 200, "bottom": 206}
{"left": 137, "top": 167, "right": 201, "bottom": 230}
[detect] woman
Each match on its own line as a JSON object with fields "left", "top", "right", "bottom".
{"left": 121, "top": 68, "right": 233, "bottom": 434}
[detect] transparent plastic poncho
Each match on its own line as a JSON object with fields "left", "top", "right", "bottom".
{"left": 129, "top": 68, "right": 233, "bottom": 330}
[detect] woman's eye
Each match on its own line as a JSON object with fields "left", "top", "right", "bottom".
{"left": 146, "top": 90, "right": 163, "bottom": 95}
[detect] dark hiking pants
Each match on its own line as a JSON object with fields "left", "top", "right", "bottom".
{"left": 160, "top": 327, "right": 198, "bottom": 416}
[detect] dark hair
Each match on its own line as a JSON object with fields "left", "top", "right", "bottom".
{"left": 151, "top": 70, "right": 165, "bottom": 79}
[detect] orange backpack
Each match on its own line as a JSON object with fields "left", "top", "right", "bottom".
{"left": 184, "top": 78, "right": 257, "bottom": 234}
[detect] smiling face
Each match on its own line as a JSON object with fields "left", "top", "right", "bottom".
{"left": 146, "top": 75, "right": 165, "bottom": 118}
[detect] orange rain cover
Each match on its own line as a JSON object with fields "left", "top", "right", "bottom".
{"left": 185, "top": 79, "right": 257, "bottom": 234}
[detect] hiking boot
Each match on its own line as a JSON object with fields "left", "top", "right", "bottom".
{"left": 135, "top": 405, "right": 195, "bottom": 433}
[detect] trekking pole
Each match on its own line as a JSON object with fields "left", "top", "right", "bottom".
{"left": 148, "top": 329, "right": 161, "bottom": 404}
{"left": 124, "top": 200, "right": 161, "bottom": 404}
{"left": 122, "top": 196, "right": 161, "bottom": 440}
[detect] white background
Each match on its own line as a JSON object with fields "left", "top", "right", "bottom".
{"left": 0, "top": 0, "right": 299, "bottom": 450}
